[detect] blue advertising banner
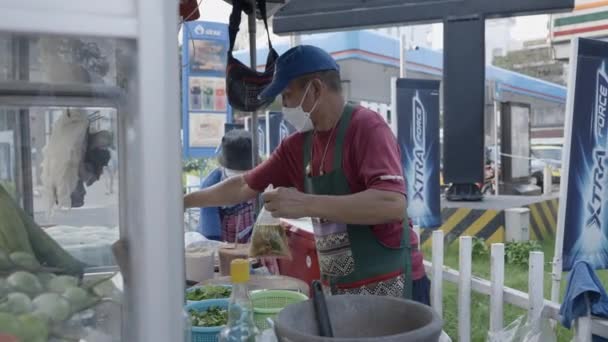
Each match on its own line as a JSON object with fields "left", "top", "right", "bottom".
{"left": 396, "top": 79, "right": 442, "bottom": 229}
{"left": 561, "top": 38, "right": 608, "bottom": 271}
{"left": 182, "top": 21, "right": 231, "bottom": 158}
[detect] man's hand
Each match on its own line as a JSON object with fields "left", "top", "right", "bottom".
{"left": 262, "top": 187, "right": 311, "bottom": 219}
{"left": 112, "top": 239, "right": 130, "bottom": 282}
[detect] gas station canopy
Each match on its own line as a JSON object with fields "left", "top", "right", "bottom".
{"left": 268, "top": 0, "right": 574, "bottom": 200}
{"left": 272, "top": 0, "right": 575, "bottom": 35}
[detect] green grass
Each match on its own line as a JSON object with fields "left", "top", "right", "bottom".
{"left": 422, "top": 238, "right": 608, "bottom": 342}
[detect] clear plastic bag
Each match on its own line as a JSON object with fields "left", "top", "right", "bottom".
{"left": 487, "top": 314, "right": 556, "bottom": 342}
{"left": 249, "top": 206, "right": 291, "bottom": 259}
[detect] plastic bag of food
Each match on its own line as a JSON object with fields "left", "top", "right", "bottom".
{"left": 249, "top": 202, "right": 291, "bottom": 259}
{"left": 487, "top": 314, "right": 556, "bottom": 342}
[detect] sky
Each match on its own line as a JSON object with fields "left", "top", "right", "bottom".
{"left": 194, "top": 0, "right": 551, "bottom": 46}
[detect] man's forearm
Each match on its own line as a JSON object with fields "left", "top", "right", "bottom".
{"left": 184, "top": 175, "right": 257, "bottom": 209}
{"left": 306, "top": 189, "right": 406, "bottom": 225}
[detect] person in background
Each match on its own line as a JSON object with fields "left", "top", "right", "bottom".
{"left": 199, "top": 129, "right": 257, "bottom": 243}
{"left": 185, "top": 45, "right": 430, "bottom": 304}
{"left": 104, "top": 147, "right": 118, "bottom": 195}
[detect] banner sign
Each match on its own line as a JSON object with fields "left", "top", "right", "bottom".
{"left": 396, "top": 79, "right": 442, "bottom": 229}
{"left": 561, "top": 38, "right": 608, "bottom": 271}
{"left": 182, "top": 21, "right": 231, "bottom": 158}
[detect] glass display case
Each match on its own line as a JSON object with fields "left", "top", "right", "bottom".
{"left": 0, "top": 1, "right": 184, "bottom": 341}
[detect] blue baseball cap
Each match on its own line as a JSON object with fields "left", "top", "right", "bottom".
{"left": 258, "top": 45, "right": 340, "bottom": 100}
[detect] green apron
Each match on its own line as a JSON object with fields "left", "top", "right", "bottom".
{"left": 303, "top": 103, "right": 413, "bottom": 299}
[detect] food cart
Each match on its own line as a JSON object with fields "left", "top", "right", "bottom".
{"left": 0, "top": 0, "right": 186, "bottom": 340}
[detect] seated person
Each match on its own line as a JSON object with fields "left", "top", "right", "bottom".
{"left": 199, "top": 129, "right": 258, "bottom": 243}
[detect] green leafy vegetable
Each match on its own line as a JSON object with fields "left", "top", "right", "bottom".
{"left": 36, "top": 272, "right": 56, "bottom": 289}
{"left": 62, "top": 287, "right": 97, "bottom": 313}
{"left": 0, "top": 312, "right": 22, "bottom": 337}
{"left": 186, "top": 286, "right": 231, "bottom": 301}
{"left": 47, "top": 275, "right": 78, "bottom": 294}
{"left": 189, "top": 306, "right": 228, "bottom": 327}
{"left": 0, "top": 293, "right": 33, "bottom": 314}
{"left": 0, "top": 278, "right": 9, "bottom": 298}
{"left": 18, "top": 313, "right": 48, "bottom": 342}
{"left": 9, "top": 252, "right": 41, "bottom": 271}
{"left": 7, "top": 271, "right": 43, "bottom": 296}
{"left": 0, "top": 250, "right": 12, "bottom": 270}
{"left": 32, "top": 293, "right": 71, "bottom": 324}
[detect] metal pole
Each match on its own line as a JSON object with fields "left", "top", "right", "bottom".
{"left": 400, "top": 34, "right": 406, "bottom": 78}
{"left": 493, "top": 100, "right": 500, "bottom": 196}
{"left": 290, "top": 33, "right": 301, "bottom": 48}
{"left": 248, "top": 12, "right": 259, "bottom": 168}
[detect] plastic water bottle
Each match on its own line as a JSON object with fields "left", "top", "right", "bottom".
{"left": 219, "top": 259, "right": 260, "bottom": 342}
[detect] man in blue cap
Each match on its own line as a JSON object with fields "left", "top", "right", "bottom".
{"left": 185, "top": 45, "right": 429, "bottom": 303}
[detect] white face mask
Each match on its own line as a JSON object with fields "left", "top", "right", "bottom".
{"left": 282, "top": 82, "right": 318, "bottom": 132}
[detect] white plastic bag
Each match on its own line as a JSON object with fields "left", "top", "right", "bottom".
{"left": 487, "top": 314, "right": 556, "bottom": 342}
{"left": 249, "top": 186, "right": 291, "bottom": 259}
{"left": 41, "top": 109, "right": 89, "bottom": 213}
{"left": 184, "top": 231, "right": 207, "bottom": 249}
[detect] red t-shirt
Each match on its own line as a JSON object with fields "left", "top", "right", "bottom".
{"left": 244, "top": 105, "right": 425, "bottom": 280}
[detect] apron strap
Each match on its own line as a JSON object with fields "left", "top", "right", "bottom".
{"left": 332, "top": 104, "right": 355, "bottom": 171}
{"left": 303, "top": 104, "right": 354, "bottom": 177}
{"left": 402, "top": 222, "right": 413, "bottom": 300}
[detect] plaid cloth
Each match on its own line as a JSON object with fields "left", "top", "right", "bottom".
{"left": 219, "top": 199, "right": 256, "bottom": 243}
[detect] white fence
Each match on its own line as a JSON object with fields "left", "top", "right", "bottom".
{"left": 425, "top": 230, "right": 608, "bottom": 342}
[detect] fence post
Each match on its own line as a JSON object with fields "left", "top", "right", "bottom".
{"left": 490, "top": 243, "right": 505, "bottom": 336}
{"left": 459, "top": 236, "right": 472, "bottom": 342}
{"left": 575, "top": 293, "right": 593, "bottom": 342}
{"left": 528, "top": 251, "right": 544, "bottom": 321}
{"left": 432, "top": 230, "right": 444, "bottom": 318}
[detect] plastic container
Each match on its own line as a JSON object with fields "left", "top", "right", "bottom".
{"left": 275, "top": 295, "right": 443, "bottom": 342}
{"left": 251, "top": 290, "right": 308, "bottom": 330}
{"left": 186, "top": 285, "right": 232, "bottom": 305}
{"left": 186, "top": 299, "right": 230, "bottom": 342}
{"left": 185, "top": 250, "right": 216, "bottom": 283}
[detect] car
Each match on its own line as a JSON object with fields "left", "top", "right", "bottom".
{"left": 530, "top": 145, "right": 562, "bottom": 190}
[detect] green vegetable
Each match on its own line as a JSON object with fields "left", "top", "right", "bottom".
{"left": 0, "top": 278, "right": 9, "bottom": 298}
{"left": 0, "top": 312, "right": 22, "bottom": 337}
{"left": 0, "top": 293, "right": 33, "bottom": 314}
{"left": 89, "top": 276, "right": 119, "bottom": 299}
{"left": 0, "top": 185, "right": 85, "bottom": 276}
{"left": 36, "top": 272, "right": 56, "bottom": 289}
{"left": 18, "top": 313, "right": 48, "bottom": 342}
{"left": 32, "top": 293, "right": 71, "bottom": 324}
{"left": 0, "top": 250, "right": 13, "bottom": 270}
{"left": 189, "top": 306, "right": 228, "bottom": 327}
{"left": 7, "top": 271, "right": 43, "bottom": 296}
{"left": 186, "top": 286, "right": 232, "bottom": 301}
{"left": 9, "top": 252, "right": 41, "bottom": 271}
{"left": 62, "top": 287, "right": 96, "bottom": 312}
{"left": 47, "top": 275, "right": 78, "bottom": 294}
{"left": 0, "top": 187, "right": 35, "bottom": 255}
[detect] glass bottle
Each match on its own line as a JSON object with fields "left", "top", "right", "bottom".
{"left": 219, "top": 259, "right": 260, "bottom": 342}
{"left": 183, "top": 307, "right": 192, "bottom": 342}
